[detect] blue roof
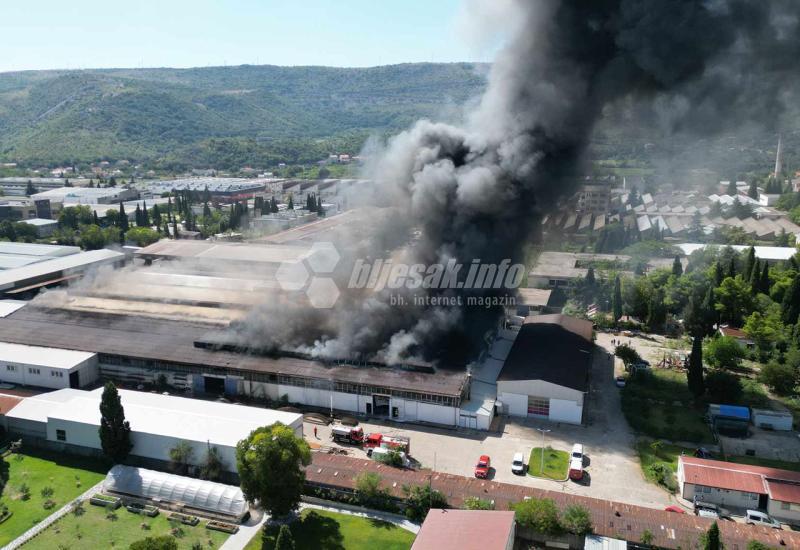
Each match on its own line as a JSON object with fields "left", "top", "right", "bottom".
{"left": 717, "top": 404, "right": 750, "bottom": 420}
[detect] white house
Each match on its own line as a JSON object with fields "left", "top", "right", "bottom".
{"left": 0, "top": 342, "right": 98, "bottom": 389}
{"left": 4, "top": 388, "right": 303, "bottom": 475}
{"left": 496, "top": 315, "right": 592, "bottom": 425}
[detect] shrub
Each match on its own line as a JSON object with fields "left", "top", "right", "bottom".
{"left": 18, "top": 484, "right": 30, "bottom": 501}
{"left": 759, "top": 361, "right": 797, "bottom": 395}
{"left": 129, "top": 536, "right": 179, "bottom": 550}
{"left": 403, "top": 484, "right": 448, "bottom": 522}
{"left": 72, "top": 501, "right": 85, "bottom": 516}
{"left": 646, "top": 463, "right": 678, "bottom": 492}
{"left": 40, "top": 486, "right": 54, "bottom": 498}
{"left": 43, "top": 499, "right": 57, "bottom": 510}
{"left": 562, "top": 504, "right": 593, "bottom": 535}
{"left": 463, "top": 497, "right": 495, "bottom": 510}
{"left": 705, "top": 370, "right": 743, "bottom": 402}
{"left": 512, "top": 497, "right": 562, "bottom": 536}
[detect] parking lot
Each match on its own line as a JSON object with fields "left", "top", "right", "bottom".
{"left": 303, "top": 334, "right": 673, "bottom": 509}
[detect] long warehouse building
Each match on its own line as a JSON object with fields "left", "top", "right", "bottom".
{"left": 0, "top": 304, "right": 472, "bottom": 428}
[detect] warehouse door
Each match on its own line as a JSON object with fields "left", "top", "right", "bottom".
{"left": 372, "top": 395, "right": 390, "bottom": 417}
{"left": 69, "top": 371, "right": 80, "bottom": 389}
{"left": 204, "top": 376, "right": 225, "bottom": 395}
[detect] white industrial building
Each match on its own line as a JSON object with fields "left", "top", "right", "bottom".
{"left": 0, "top": 342, "right": 98, "bottom": 389}
{"left": 31, "top": 186, "right": 138, "bottom": 205}
{"left": 3, "top": 388, "right": 303, "bottom": 475}
{"left": 496, "top": 315, "right": 592, "bottom": 425}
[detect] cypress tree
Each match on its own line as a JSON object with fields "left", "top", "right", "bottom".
{"left": 759, "top": 263, "right": 770, "bottom": 295}
{"left": 748, "top": 180, "right": 759, "bottom": 200}
{"left": 714, "top": 261, "right": 724, "bottom": 287}
{"left": 701, "top": 286, "right": 717, "bottom": 335}
{"left": 749, "top": 259, "right": 760, "bottom": 292}
{"left": 744, "top": 246, "right": 756, "bottom": 280}
{"left": 687, "top": 336, "right": 705, "bottom": 397}
{"left": 288, "top": 195, "right": 294, "bottom": 210}
{"left": 702, "top": 521, "right": 721, "bottom": 550}
{"left": 135, "top": 204, "right": 142, "bottom": 227}
{"left": 152, "top": 204, "right": 161, "bottom": 225}
{"left": 93, "top": 211, "right": 100, "bottom": 226}
{"left": 119, "top": 202, "right": 129, "bottom": 231}
{"left": 782, "top": 274, "right": 800, "bottom": 325}
{"left": 672, "top": 256, "right": 683, "bottom": 277}
{"left": 143, "top": 202, "right": 150, "bottom": 226}
{"left": 612, "top": 276, "right": 622, "bottom": 322}
{"left": 172, "top": 218, "right": 179, "bottom": 239}
{"left": 274, "top": 524, "right": 295, "bottom": 550}
{"left": 726, "top": 179, "right": 737, "bottom": 196}
{"left": 586, "top": 267, "right": 596, "bottom": 286}
{"left": 98, "top": 382, "right": 132, "bottom": 463}
{"left": 727, "top": 257, "right": 736, "bottom": 279}
{"left": 317, "top": 195, "right": 323, "bottom": 214}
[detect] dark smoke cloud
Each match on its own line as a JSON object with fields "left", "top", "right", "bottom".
{"left": 239, "top": 0, "right": 800, "bottom": 367}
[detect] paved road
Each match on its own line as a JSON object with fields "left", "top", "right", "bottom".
{"left": 305, "top": 333, "right": 672, "bottom": 510}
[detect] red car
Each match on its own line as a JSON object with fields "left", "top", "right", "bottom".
{"left": 474, "top": 455, "right": 491, "bottom": 478}
{"left": 665, "top": 505, "right": 686, "bottom": 514}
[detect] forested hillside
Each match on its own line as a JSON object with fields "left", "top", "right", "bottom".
{"left": 0, "top": 63, "right": 487, "bottom": 167}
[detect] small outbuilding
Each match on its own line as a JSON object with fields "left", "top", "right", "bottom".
{"left": 752, "top": 409, "right": 794, "bottom": 431}
{"left": 708, "top": 404, "right": 750, "bottom": 438}
{"left": 0, "top": 342, "right": 98, "bottom": 390}
{"left": 412, "top": 509, "right": 515, "bottom": 550}
{"left": 104, "top": 465, "right": 248, "bottom": 522}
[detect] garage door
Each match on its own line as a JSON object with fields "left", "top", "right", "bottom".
{"left": 527, "top": 396, "right": 550, "bottom": 418}
{"left": 459, "top": 413, "right": 478, "bottom": 429}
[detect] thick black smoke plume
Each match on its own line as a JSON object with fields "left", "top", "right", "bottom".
{"left": 238, "top": 0, "right": 800, "bottom": 367}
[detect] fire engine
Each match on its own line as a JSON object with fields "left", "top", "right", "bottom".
{"left": 330, "top": 424, "right": 364, "bottom": 444}
{"left": 364, "top": 433, "right": 411, "bottom": 454}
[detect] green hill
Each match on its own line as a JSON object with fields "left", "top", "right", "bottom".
{"left": 0, "top": 63, "right": 487, "bottom": 167}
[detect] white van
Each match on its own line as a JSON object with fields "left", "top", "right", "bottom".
{"left": 368, "top": 446, "right": 410, "bottom": 468}
{"left": 745, "top": 510, "right": 781, "bottom": 529}
{"left": 511, "top": 452, "right": 525, "bottom": 475}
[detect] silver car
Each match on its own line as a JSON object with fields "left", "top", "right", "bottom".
{"left": 511, "top": 452, "right": 525, "bottom": 475}
{"left": 746, "top": 510, "right": 781, "bottom": 529}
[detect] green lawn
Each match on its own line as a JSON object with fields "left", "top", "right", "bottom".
{"left": 244, "top": 509, "right": 415, "bottom": 550}
{"left": 0, "top": 450, "right": 107, "bottom": 547}
{"left": 23, "top": 503, "right": 230, "bottom": 549}
{"left": 527, "top": 447, "right": 569, "bottom": 480}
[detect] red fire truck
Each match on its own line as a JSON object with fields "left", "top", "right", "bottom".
{"left": 330, "top": 424, "right": 364, "bottom": 445}
{"left": 364, "top": 433, "right": 411, "bottom": 454}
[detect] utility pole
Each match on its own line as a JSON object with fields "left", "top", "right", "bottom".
{"left": 537, "top": 428, "right": 551, "bottom": 474}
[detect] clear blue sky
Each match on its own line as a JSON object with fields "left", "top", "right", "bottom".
{"left": 1, "top": 0, "right": 500, "bottom": 72}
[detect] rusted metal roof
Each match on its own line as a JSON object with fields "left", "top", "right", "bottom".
{"left": 0, "top": 393, "right": 23, "bottom": 415}
{"left": 681, "top": 456, "right": 800, "bottom": 495}
{"left": 307, "top": 454, "right": 800, "bottom": 550}
{"left": 766, "top": 479, "right": 800, "bottom": 505}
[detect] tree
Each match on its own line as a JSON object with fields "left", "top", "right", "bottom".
{"left": 704, "top": 336, "right": 745, "bottom": 370}
{"left": 671, "top": 256, "right": 683, "bottom": 277}
{"left": 235, "top": 423, "right": 311, "bottom": 518}
{"left": 646, "top": 288, "right": 667, "bottom": 333}
{"left": 512, "top": 497, "right": 562, "bottom": 536}
{"left": 585, "top": 267, "right": 596, "bottom": 286}
{"left": 726, "top": 179, "right": 738, "bottom": 196}
{"left": 129, "top": 536, "right": 178, "bottom": 550}
{"left": 715, "top": 276, "right": 754, "bottom": 326}
{"left": 728, "top": 257, "right": 736, "bottom": 279}
{"left": 748, "top": 180, "right": 759, "bottom": 200}
{"left": 782, "top": 274, "right": 800, "bottom": 325}
{"left": 200, "top": 444, "right": 225, "bottom": 481}
{"left": 561, "top": 504, "right": 593, "bottom": 536}
{"left": 25, "top": 180, "right": 37, "bottom": 195}
{"left": 687, "top": 336, "right": 705, "bottom": 398}
{"left": 744, "top": 246, "right": 756, "bottom": 281}
{"left": 702, "top": 521, "right": 722, "bottom": 550}
{"left": 612, "top": 276, "right": 623, "bottom": 322}
{"left": 402, "top": 484, "right": 448, "bottom": 522}
{"left": 274, "top": 524, "right": 295, "bottom": 550}
{"left": 354, "top": 472, "right": 393, "bottom": 509}
{"left": 119, "top": 202, "right": 129, "bottom": 232}
{"left": 463, "top": 497, "right": 495, "bottom": 510}
{"left": 758, "top": 361, "right": 797, "bottom": 395}
{"left": 125, "top": 227, "right": 160, "bottom": 247}
{"left": 614, "top": 343, "right": 642, "bottom": 366}
{"left": 759, "top": 263, "right": 770, "bottom": 295}
{"left": 79, "top": 224, "right": 107, "bottom": 250}
{"left": 705, "top": 370, "right": 743, "bottom": 403}
{"left": 169, "top": 440, "right": 194, "bottom": 475}
{"left": 99, "top": 382, "right": 132, "bottom": 463}
{"left": 746, "top": 541, "right": 775, "bottom": 550}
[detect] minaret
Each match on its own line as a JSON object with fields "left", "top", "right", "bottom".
{"left": 775, "top": 134, "right": 783, "bottom": 176}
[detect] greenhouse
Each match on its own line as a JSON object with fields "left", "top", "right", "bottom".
{"left": 103, "top": 465, "right": 249, "bottom": 521}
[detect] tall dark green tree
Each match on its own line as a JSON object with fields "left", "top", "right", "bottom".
{"left": 646, "top": 289, "right": 667, "bottom": 333}
{"left": 134, "top": 204, "right": 142, "bottom": 227}
{"left": 726, "top": 179, "right": 737, "bottom": 196}
{"left": 727, "top": 257, "right": 736, "bottom": 279}
{"left": 274, "top": 525, "right": 296, "bottom": 550}
{"left": 585, "top": 267, "right": 596, "bottom": 286}
{"left": 744, "top": 246, "right": 756, "bottom": 280}
{"left": 782, "top": 274, "right": 800, "bottom": 325}
{"left": 702, "top": 521, "right": 721, "bottom": 550}
{"left": 612, "top": 275, "right": 623, "bottom": 322}
{"left": 99, "top": 382, "right": 133, "bottom": 463}
{"left": 118, "top": 202, "right": 129, "bottom": 231}
{"left": 687, "top": 336, "right": 705, "bottom": 398}
{"left": 714, "top": 261, "right": 725, "bottom": 286}
{"left": 672, "top": 256, "right": 683, "bottom": 277}
{"left": 748, "top": 180, "right": 759, "bottom": 200}
{"left": 287, "top": 195, "right": 294, "bottom": 210}
{"left": 317, "top": 195, "right": 323, "bottom": 215}
{"left": 759, "top": 263, "right": 770, "bottom": 295}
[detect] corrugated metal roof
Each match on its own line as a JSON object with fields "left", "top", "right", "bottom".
{"left": 766, "top": 480, "right": 800, "bottom": 504}
{"left": 0, "top": 342, "right": 95, "bottom": 369}
{"left": 412, "top": 509, "right": 515, "bottom": 550}
{"left": 0, "top": 249, "right": 124, "bottom": 291}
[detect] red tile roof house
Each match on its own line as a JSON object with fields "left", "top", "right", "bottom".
{"left": 678, "top": 456, "right": 800, "bottom": 525}
{"left": 412, "top": 509, "right": 515, "bottom": 550}
{"left": 718, "top": 326, "right": 755, "bottom": 348}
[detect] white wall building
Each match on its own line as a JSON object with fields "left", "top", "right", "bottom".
{"left": 496, "top": 315, "right": 592, "bottom": 425}
{"left": 0, "top": 342, "right": 98, "bottom": 389}
{"left": 4, "top": 388, "right": 303, "bottom": 474}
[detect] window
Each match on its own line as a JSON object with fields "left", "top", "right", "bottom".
{"left": 56, "top": 429, "right": 66, "bottom": 442}
{"left": 782, "top": 502, "right": 791, "bottom": 510}
{"left": 51, "top": 371, "right": 64, "bottom": 378}
{"left": 6, "top": 365, "right": 15, "bottom": 372}
{"left": 28, "top": 368, "right": 40, "bottom": 375}
{"left": 527, "top": 396, "right": 550, "bottom": 417}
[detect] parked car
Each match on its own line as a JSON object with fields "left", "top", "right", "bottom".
{"left": 693, "top": 448, "right": 713, "bottom": 459}
{"left": 664, "top": 505, "right": 686, "bottom": 514}
{"left": 693, "top": 501, "right": 721, "bottom": 519}
{"left": 569, "top": 444, "right": 584, "bottom": 480}
{"left": 475, "top": 455, "right": 491, "bottom": 478}
{"left": 511, "top": 452, "right": 525, "bottom": 475}
{"left": 745, "top": 510, "right": 782, "bottom": 529}
{"left": 615, "top": 376, "right": 627, "bottom": 388}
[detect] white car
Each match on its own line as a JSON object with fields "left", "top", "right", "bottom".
{"left": 511, "top": 452, "right": 525, "bottom": 475}
{"left": 694, "top": 501, "right": 720, "bottom": 519}
{"left": 745, "top": 510, "right": 782, "bottom": 529}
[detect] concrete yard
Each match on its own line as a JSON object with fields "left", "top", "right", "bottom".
{"left": 304, "top": 333, "right": 673, "bottom": 510}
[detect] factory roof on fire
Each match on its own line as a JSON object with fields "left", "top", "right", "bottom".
{"left": 0, "top": 306, "right": 468, "bottom": 397}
